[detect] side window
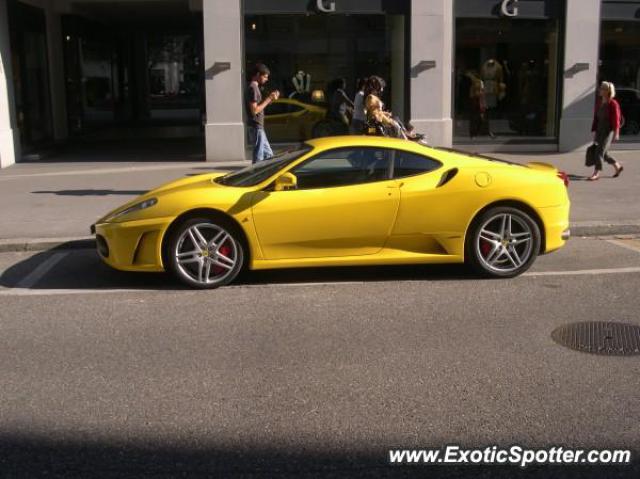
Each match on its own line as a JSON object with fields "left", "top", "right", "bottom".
{"left": 291, "top": 148, "right": 391, "bottom": 190}
{"left": 288, "top": 104, "right": 305, "bottom": 114}
{"left": 393, "top": 150, "right": 442, "bottom": 178}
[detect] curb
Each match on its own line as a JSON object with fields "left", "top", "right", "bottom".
{"left": 0, "top": 237, "right": 95, "bottom": 253}
{"left": 570, "top": 222, "right": 640, "bottom": 237}
{"left": 1, "top": 223, "right": 640, "bottom": 254}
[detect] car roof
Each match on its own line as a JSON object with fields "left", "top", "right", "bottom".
{"left": 305, "top": 135, "right": 436, "bottom": 153}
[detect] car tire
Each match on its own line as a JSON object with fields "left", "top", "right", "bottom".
{"left": 465, "top": 206, "right": 541, "bottom": 278}
{"left": 166, "top": 217, "right": 245, "bottom": 289}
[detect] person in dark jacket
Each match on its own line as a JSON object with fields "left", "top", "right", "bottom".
{"left": 588, "top": 81, "right": 624, "bottom": 181}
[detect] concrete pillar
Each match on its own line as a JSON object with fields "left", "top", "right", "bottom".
{"left": 409, "top": 0, "right": 453, "bottom": 147}
{"left": 202, "top": 0, "right": 246, "bottom": 162}
{"left": 559, "top": 0, "right": 601, "bottom": 152}
{"left": 0, "top": 0, "right": 20, "bottom": 168}
{"left": 45, "top": 0, "right": 68, "bottom": 141}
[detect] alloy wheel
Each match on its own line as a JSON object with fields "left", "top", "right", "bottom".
{"left": 174, "top": 222, "right": 240, "bottom": 286}
{"left": 475, "top": 212, "right": 534, "bottom": 274}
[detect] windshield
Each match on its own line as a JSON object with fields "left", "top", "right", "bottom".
{"left": 215, "top": 144, "right": 313, "bottom": 187}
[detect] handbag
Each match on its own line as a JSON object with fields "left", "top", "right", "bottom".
{"left": 585, "top": 143, "right": 596, "bottom": 167}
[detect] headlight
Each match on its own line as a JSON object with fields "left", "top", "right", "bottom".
{"left": 106, "top": 198, "right": 157, "bottom": 221}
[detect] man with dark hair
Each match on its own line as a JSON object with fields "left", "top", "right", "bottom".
{"left": 245, "top": 63, "right": 280, "bottom": 163}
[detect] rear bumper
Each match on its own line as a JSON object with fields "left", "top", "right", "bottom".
{"left": 538, "top": 202, "right": 571, "bottom": 253}
{"left": 93, "top": 217, "right": 173, "bottom": 272}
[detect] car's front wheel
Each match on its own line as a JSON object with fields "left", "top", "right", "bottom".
{"left": 166, "top": 217, "right": 245, "bottom": 289}
{"left": 466, "top": 206, "right": 541, "bottom": 278}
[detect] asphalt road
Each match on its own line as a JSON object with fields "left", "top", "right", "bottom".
{"left": 0, "top": 237, "right": 639, "bottom": 478}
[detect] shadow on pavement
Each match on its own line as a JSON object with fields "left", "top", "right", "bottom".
{"left": 0, "top": 434, "right": 636, "bottom": 478}
{"left": 32, "top": 189, "right": 148, "bottom": 196}
{"left": 0, "top": 243, "right": 478, "bottom": 291}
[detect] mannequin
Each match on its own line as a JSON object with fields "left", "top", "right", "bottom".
{"left": 481, "top": 59, "right": 504, "bottom": 109}
{"left": 289, "top": 70, "right": 311, "bottom": 98}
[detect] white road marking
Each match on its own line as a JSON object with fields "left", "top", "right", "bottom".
{"left": 1, "top": 266, "right": 640, "bottom": 296}
{"left": 523, "top": 266, "right": 640, "bottom": 277}
{"left": 0, "top": 287, "right": 149, "bottom": 296}
{"left": 15, "top": 252, "right": 68, "bottom": 289}
{"left": 607, "top": 239, "right": 640, "bottom": 254}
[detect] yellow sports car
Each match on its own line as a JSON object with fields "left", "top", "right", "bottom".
{"left": 264, "top": 98, "right": 327, "bottom": 141}
{"left": 92, "top": 136, "right": 570, "bottom": 288}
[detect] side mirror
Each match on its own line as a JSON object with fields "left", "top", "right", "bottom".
{"left": 274, "top": 172, "right": 297, "bottom": 191}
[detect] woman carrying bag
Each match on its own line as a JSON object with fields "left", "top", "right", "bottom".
{"left": 588, "top": 81, "right": 624, "bottom": 181}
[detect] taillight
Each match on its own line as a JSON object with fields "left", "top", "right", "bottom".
{"left": 557, "top": 171, "right": 569, "bottom": 187}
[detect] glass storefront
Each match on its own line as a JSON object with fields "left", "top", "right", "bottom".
{"left": 454, "top": 1, "right": 563, "bottom": 143}
{"left": 8, "top": 0, "right": 53, "bottom": 150}
{"left": 244, "top": 7, "right": 407, "bottom": 143}
{"left": 599, "top": 17, "right": 640, "bottom": 142}
{"left": 62, "top": 12, "right": 203, "bottom": 137}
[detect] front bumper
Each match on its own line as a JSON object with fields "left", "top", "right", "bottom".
{"left": 93, "top": 217, "right": 174, "bottom": 272}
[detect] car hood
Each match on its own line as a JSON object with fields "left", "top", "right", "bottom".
{"left": 148, "top": 172, "right": 228, "bottom": 196}
{"left": 97, "top": 172, "right": 230, "bottom": 223}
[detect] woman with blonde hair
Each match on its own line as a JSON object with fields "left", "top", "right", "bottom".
{"left": 588, "top": 81, "right": 624, "bottom": 181}
{"left": 364, "top": 76, "right": 405, "bottom": 138}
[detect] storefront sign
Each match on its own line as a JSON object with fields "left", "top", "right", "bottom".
{"left": 244, "top": 0, "right": 408, "bottom": 15}
{"left": 456, "top": 0, "right": 559, "bottom": 20}
{"left": 316, "top": 0, "right": 336, "bottom": 13}
{"left": 501, "top": 0, "right": 519, "bottom": 17}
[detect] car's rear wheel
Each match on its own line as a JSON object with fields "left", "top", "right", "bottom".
{"left": 166, "top": 217, "right": 244, "bottom": 289}
{"left": 466, "top": 206, "right": 541, "bottom": 278}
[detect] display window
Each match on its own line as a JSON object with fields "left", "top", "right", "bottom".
{"left": 454, "top": 15, "right": 561, "bottom": 143}
{"left": 598, "top": 21, "right": 640, "bottom": 141}
{"left": 244, "top": 14, "right": 406, "bottom": 143}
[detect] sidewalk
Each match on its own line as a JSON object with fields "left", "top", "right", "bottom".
{"left": 0, "top": 149, "right": 638, "bottom": 252}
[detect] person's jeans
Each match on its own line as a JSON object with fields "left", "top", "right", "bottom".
{"left": 249, "top": 126, "right": 273, "bottom": 164}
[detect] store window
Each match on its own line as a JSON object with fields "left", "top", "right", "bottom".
{"left": 8, "top": 0, "right": 53, "bottom": 149}
{"left": 454, "top": 1, "right": 563, "bottom": 143}
{"left": 244, "top": 9, "right": 406, "bottom": 143}
{"left": 599, "top": 18, "right": 640, "bottom": 141}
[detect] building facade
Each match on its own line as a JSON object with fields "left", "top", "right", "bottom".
{"left": 1, "top": 0, "right": 639, "bottom": 168}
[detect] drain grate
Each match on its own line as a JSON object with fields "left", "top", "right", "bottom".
{"left": 552, "top": 322, "right": 640, "bottom": 356}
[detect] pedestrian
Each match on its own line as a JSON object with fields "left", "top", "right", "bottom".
{"left": 469, "top": 75, "right": 491, "bottom": 138}
{"left": 364, "top": 76, "right": 405, "bottom": 138}
{"left": 328, "top": 78, "right": 354, "bottom": 131}
{"left": 245, "top": 63, "right": 280, "bottom": 163}
{"left": 588, "top": 81, "right": 624, "bottom": 181}
{"left": 350, "top": 78, "right": 367, "bottom": 134}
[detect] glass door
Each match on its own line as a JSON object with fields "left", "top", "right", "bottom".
{"left": 8, "top": 0, "right": 53, "bottom": 149}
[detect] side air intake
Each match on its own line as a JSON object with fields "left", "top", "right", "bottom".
{"left": 436, "top": 168, "right": 458, "bottom": 188}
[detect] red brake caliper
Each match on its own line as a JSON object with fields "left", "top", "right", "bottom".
{"left": 212, "top": 243, "right": 232, "bottom": 275}
{"left": 480, "top": 239, "right": 492, "bottom": 257}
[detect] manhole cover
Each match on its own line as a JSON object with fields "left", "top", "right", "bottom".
{"left": 552, "top": 322, "right": 640, "bottom": 356}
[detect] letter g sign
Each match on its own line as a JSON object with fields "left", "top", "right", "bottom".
{"left": 317, "top": 0, "right": 336, "bottom": 13}
{"left": 501, "top": 0, "right": 519, "bottom": 17}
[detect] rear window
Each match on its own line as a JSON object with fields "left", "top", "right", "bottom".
{"left": 393, "top": 151, "right": 441, "bottom": 178}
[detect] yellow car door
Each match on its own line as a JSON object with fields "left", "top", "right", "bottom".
{"left": 251, "top": 147, "right": 400, "bottom": 259}
{"left": 387, "top": 149, "right": 468, "bottom": 256}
